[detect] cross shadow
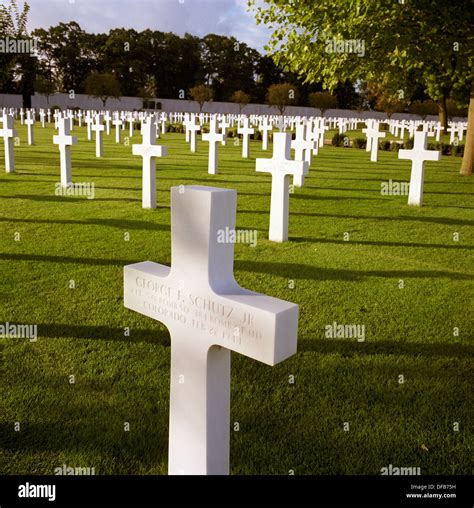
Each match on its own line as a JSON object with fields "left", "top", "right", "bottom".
{"left": 1, "top": 194, "right": 140, "bottom": 203}
{"left": 291, "top": 193, "right": 382, "bottom": 201}
{"left": 0, "top": 217, "right": 169, "bottom": 231}
{"left": 0, "top": 253, "right": 139, "bottom": 266}
{"left": 297, "top": 338, "right": 474, "bottom": 358}
{"left": 36, "top": 322, "right": 170, "bottom": 346}
{"left": 234, "top": 260, "right": 474, "bottom": 281}
{"left": 291, "top": 236, "right": 474, "bottom": 251}
{"left": 291, "top": 211, "right": 474, "bottom": 227}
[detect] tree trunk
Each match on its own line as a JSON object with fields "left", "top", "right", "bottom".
{"left": 438, "top": 93, "right": 448, "bottom": 134}
{"left": 460, "top": 82, "right": 474, "bottom": 176}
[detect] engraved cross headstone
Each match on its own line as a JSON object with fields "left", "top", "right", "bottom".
{"left": 124, "top": 185, "right": 299, "bottom": 475}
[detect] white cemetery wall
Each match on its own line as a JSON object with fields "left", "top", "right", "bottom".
{"left": 0, "top": 93, "right": 467, "bottom": 124}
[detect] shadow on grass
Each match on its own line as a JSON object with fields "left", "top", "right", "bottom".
{"left": 1, "top": 195, "right": 140, "bottom": 203}
{"left": 297, "top": 338, "right": 474, "bottom": 358}
{"left": 37, "top": 323, "right": 170, "bottom": 346}
{"left": 238, "top": 209, "right": 474, "bottom": 227}
{"left": 234, "top": 260, "right": 474, "bottom": 281}
{"left": 0, "top": 217, "right": 169, "bottom": 231}
{"left": 291, "top": 236, "right": 474, "bottom": 251}
{"left": 0, "top": 253, "right": 139, "bottom": 266}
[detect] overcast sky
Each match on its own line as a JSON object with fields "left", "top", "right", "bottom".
{"left": 24, "top": 0, "right": 273, "bottom": 52}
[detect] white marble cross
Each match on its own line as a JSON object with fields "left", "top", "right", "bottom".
{"left": 124, "top": 185, "right": 299, "bottom": 475}
{"left": 237, "top": 117, "right": 254, "bottom": 158}
{"left": 0, "top": 114, "right": 17, "bottom": 173}
{"left": 364, "top": 121, "right": 386, "bottom": 162}
{"left": 104, "top": 111, "right": 112, "bottom": 135}
{"left": 25, "top": 111, "right": 35, "bottom": 145}
{"left": 362, "top": 120, "right": 373, "bottom": 153}
{"left": 113, "top": 115, "right": 123, "bottom": 143}
{"left": 183, "top": 113, "right": 192, "bottom": 143}
{"left": 259, "top": 117, "right": 272, "bottom": 150}
{"left": 187, "top": 115, "right": 201, "bottom": 153}
{"left": 132, "top": 119, "right": 168, "bottom": 208}
{"left": 219, "top": 116, "right": 230, "bottom": 146}
{"left": 398, "top": 131, "right": 440, "bottom": 206}
{"left": 39, "top": 110, "right": 46, "bottom": 128}
{"left": 317, "top": 118, "right": 328, "bottom": 148}
{"left": 92, "top": 115, "right": 105, "bottom": 157}
{"left": 53, "top": 116, "right": 77, "bottom": 188}
{"left": 256, "top": 132, "right": 308, "bottom": 242}
{"left": 292, "top": 121, "right": 314, "bottom": 164}
{"left": 85, "top": 112, "right": 94, "bottom": 141}
{"left": 202, "top": 116, "right": 224, "bottom": 174}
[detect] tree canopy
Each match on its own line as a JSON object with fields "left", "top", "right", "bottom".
{"left": 250, "top": 0, "right": 474, "bottom": 173}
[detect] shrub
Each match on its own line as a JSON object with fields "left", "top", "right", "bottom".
{"left": 452, "top": 144, "right": 465, "bottom": 157}
{"left": 380, "top": 140, "right": 391, "bottom": 151}
{"left": 352, "top": 137, "right": 366, "bottom": 149}
{"left": 332, "top": 132, "right": 346, "bottom": 147}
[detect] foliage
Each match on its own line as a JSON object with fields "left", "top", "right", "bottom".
{"left": 266, "top": 82, "right": 299, "bottom": 114}
{"left": 308, "top": 92, "right": 337, "bottom": 115}
{"left": 188, "top": 84, "right": 213, "bottom": 112}
{"left": 331, "top": 132, "right": 347, "bottom": 147}
{"left": 363, "top": 81, "right": 408, "bottom": 118}
{"left": 34, "top": 76, "right": 56, "bottom": 103}
{"left": 352, "top": 137, "right": 367, "bottom": 149}
{"left": 408, "top": 100, "right": 439, "bottom": 119}
{"left": 230, "top": 90, "right": 251, "bottom": 113}
{"left": 83, "top": 72, "right": 121, "bottom": 107}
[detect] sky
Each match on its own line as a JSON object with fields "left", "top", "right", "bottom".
{"left": 24, "top": 0, "right": 273, "bottom": 53}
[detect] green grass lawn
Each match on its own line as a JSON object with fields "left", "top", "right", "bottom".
{"left": 0, "top": 121, "right": 473, "bottom": 475}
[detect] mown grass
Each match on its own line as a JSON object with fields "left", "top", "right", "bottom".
{"left": 0, "top": 121, "right": 473, "bottom": 475}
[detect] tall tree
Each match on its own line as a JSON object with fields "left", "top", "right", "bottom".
{"left": 189, "top": 84, "right": 213, "bottom": 112}
{"left": 230, "top": 90, "right": 251, "bottom": 113}
{"left": 32, "top": 22, "right": 98, "bottom": 93}
{"left": 266, "top": 82, "right": 299, "bottom": 115}
{"left": 308, "top": 92, "right": 337, "bottom": 116}
{"left": 83, "top": 72, "right": 121, "bottom": 107}
{"left": 0, "top": 0, "right": 33, "bottom": 105}
{"left": 250, "top": 0, "right": 474, "bottom": 175}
